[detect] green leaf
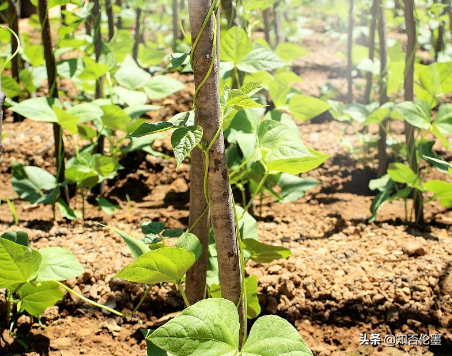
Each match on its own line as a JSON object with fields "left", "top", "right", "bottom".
{"left": 138, "top": 44, "right": 166, "bottom": 66}
{"left": 18, "top": 281, "right": 64, "bottom": 316}
{"left": 96, "top": 197, "right": 122, "bottom": 215}
{"left": 275, "top": 43, "right": 309, "bottom": 61}
{"left": 1, "top": 76, "right": 20, "bottom": 98}
{"left": 32, "top": 247, "right": 84, "bottom": 282}
{"left": 115, "top": 55, "right": 151, "bottom": 90}
{"left": 394, "top": 100, "right": 431, "bottom": 130}
{"left": 144, "top": 76, "right": 185, "bottom": 100}
{"left": 67, "top": 103, "right": 104, "bottom": 123}
{"left": 162, "top": 229, "right": 184, "bottom": 238}
{"left": 53, "top": 106, "right": 79, "bottom": 134}
{"left": 142, "top": 329, "right": 170, "bottom": 356}
{"left": 289, "top": 94, "right": 331, "bottom": 121}
{"left": 114, "top": 87, "right": 148, "bottom": 107}
{"left": 0, "top": 238, "right": 41, "bottom": 288}
{"left": 142, "top": 221, "right": 166, "bottom": 235}
{"left": 221, "top": 26, "right": 252, "bottom": 65}
{"left": 243, "top": 238, "right": 291, "bottom": 263}
{"left": 245, "top": 275, "right": 261, "bottom": 319}
{"left": 227, "top": 90, "right": 266, "bottom": 110}
{"left": 171, "top": 53, "right": 189, "bottom": 68}
{"left": 77, "top": 57, "right": 109, "bottom": 80}
{"left": 130, "top": 121, "right": 175, "bottom": 137}
{"left": 258, "top": 121, "right": 329, "bottom": 174}
{"left": 57, "top": 198, "right": 81, "bottom": 220}
{"left": 1, "top": 231, "right": 29, "bottom": 246}
{"left": 107, "top": 225, "right": 150, "bottom": 259}
{"left": 114, "top": 247, "right": 195, "bottom": 284}
{"left": 124, "top": 105, "right": 162, "bottom": 119}
{"left": 236, "top": 206, "right": 258, "bottom": 240}
{"left": 23, "top": 45, "right": 44, "bottom": 67}
{"left": 277, "top": 174, "right": 319, "bottom": 202}
{"left": 12, "top": 165, "right": 59, "bottom": 204}
{"left": 92, "top": 154, "right": 119, "bottom": 179}
{"left": 174, "top": 233, "right": 202, "bottom": 261}
{"left": 387, "top": 163, "right": 423, "bottom": 191}
{"left": 150, "top": 298, "right": 239, "bottom": 356}
{"left": 242, "top": 315, "right": 313, "bottom": 356}
{"left": 238, "top": 47, "right": 287, "bottom": 73}
{"left": 243, "top": 0, "right": 274, "bottom": 11}
{"left": 10, "top": 97, "right": 61, "bottom": 123}
{"left": 171, "top": 126, "right": 203, "bottom": 168}
{"left": 424, "top": 180, "right": 452, "bottom": 207}
{"left": 101, "top": 104, "right": 131, "bottom": 131}
{"left": 433, "top": 103, "right": 452, "bottom": 134}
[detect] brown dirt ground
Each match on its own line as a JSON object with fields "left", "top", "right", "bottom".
{"left": 1, "top": 13, "right": 452, "bottom": 356}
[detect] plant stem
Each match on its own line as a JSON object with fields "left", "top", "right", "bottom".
{"left": 38, "top": 0, "right": 68, "bottom": 203}
{"left": 403, "top": 0, "right": 423, "bottom": 225}
{"left": 6, "top": 289, "right": 12, "bottom": 327}
{"left": 57, "top": 281, "right": 126, "bottom": 317}
{"left": 177, "top": 281, "right": 190, "bottom": 308}
{"left": 364, "top": 0, "right": 378, "bottom": 105}
{"left": 0, "top": 91, "right": 5, "bottom": 162}
{"left": 347, "top": 0, "right": 355, "bottom": 103}
{"left": 242, "top": 172, "right": 269, "bottom": 217}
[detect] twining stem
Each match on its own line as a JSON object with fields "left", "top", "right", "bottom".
{"left": 177, "top": 281, "right": 190, "bottom": 308}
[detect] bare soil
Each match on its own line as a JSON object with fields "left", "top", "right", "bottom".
{"left": 1, "top": 18, "right": 452, "bottom": 356}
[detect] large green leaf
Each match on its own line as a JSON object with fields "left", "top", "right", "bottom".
{"left": 77, "top": 57, "right": 109, "bottom": 80}
{"left": 245, "top": 275, "right": 261, "bottom": 319}
{"left": 12, "top": 165, "right": 59, "bottom": 204}
{"left": 243, "top": 238, "right": 291, "bottom": 263}
{"left": 221, "top": 26, "right": 252, "bottom": 65}
{"left": 107, "top": 225, "right": 150, "bottom": 259}
{"left": 424, "top": 180, "right": 452, "bottom": 207}
{"left": 67, "top": 103, "right": 104, "bottom": 123}
{"left": 242, "top": 315, "right": 313, "bottom": 356}
{"left": 0, "top": 238, "right": 41, "bottom": 288}
{"left": 31, "top": 247, "right": 84, "bottom": 282}
{"left": 174, "top": 233, "right": 202, "bottom": 261}
{"left": 171, "top": 126, "right": 203, "bottom": 168}
{"left": 149, "top": 298, "right": 239, "bottom": 356}
{"left": 227, "top": 89, "right": 266, "bottom": 110}
{"left": 387, "top": 163, "right": 423, "bottom": 191}
{"left": 289, "top": 94, "right": 331, "bottom": 121}
{"left": 394, "top": 100, "right": 431, "bottom": 130}
{"left": 144, "top": 76, "right": 185, "bottom": 100}
{"left": 114, "top": 247, "right": 195, "bottom": 284}
{"left": 238, "top": 47, "right": 286, "bottom": 73}
{"left": 275, "top": 43, "right": 308, "bottom": 61}
{"left": 101, "top": 104, "right": 131, "bottom": 131}
{"left": 433, "top": 103, "right": 452, "bottom": 134}
{"left": 277, "top": 174, "right": 319, "bottom": 202}
{"left": 257, "top": 121, "right": 329, "bottom": 174}
{"left": 54, "top": 106, "right": 79, "bottom": 134}
{"left": 10, "top": 97, "right": 61, "bottom": 122}
{"left": 18, "top": 281, "right": 64, "bottom": 316}
{"left": 115, "top": 55, "right": 151, "bottom": 90}
{"left": 1, "top": 231, "right": 29, "bottom": 247}
{"left": 130, "top": 121, "right": 175, "bottom": 137}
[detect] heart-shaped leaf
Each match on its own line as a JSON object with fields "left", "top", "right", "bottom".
{"left": 171, "top": 126, "right": 203, "bottom": 168}
{"left": 114, "top": 247, "right": 195, "bottom": 284}
{"left": 149, "top": 298, "right": 239, "bottom": 356}
{"left": 18, "top": 281, "right": 64, "bottom": 316}
{"left": 32, "top": 247, "right": 84, "bottom": 282}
